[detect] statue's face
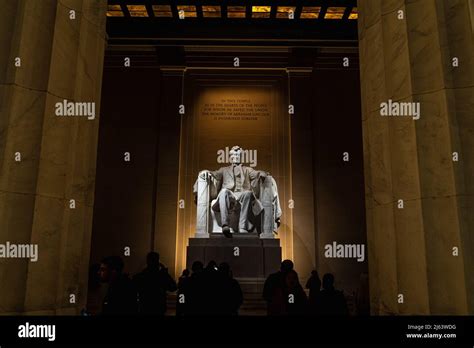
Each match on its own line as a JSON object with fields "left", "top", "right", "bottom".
{"left": 230, "top": 150, "right": 241, "bottom": 164}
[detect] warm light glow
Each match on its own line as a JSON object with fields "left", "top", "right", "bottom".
{"left": 203, "top": 6, "right": 221, "bottom": 18}
{"left": 126, "top": 5, "right": 148, "bottom": 17}
{"left": 276, "top": 6, "right": 296, "bottom": 19}
{"left": 252, "top": 6, "right": 271, "bottom": 18}
{"left": 152, "top": 5, "right": 172, "bottom": 17}
{"left": 325, "top": 7, "right": 346, "bottom": 19}
{"left": 107, "top": 5, "right": 124, "bottom": 17}
{"left": 227, "top": 6, "right": 246, "bottom": 18}
{"left": 349, "top": 7, "right": 358, "bottom": 20}
{"left": 300, "top": 7, "right": 321, "bottom": 19}
{"left": 105, "top": 3, "right": 357, "bottom": 21}
{"left": 177, "top": 5, "right": 197, "bottom": 18}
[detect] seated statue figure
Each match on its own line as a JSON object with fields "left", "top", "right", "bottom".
{"left": 193, "top": 145, "right": 281, "bottom": 238}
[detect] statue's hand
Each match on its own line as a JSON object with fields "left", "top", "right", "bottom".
{"left": 199, "top": 170, "right": 211, "bottom": 179}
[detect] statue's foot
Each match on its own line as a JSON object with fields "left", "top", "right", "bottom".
{"left": 239, "top": 229, "right": 249, "bottom": 233}
{"left": 222, "top": 225, "right": 232, "bottom": 238}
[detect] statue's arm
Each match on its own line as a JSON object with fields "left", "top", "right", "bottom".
{"left": 248, "top": 167, "right": 268, "bottom": 181}
{"left": 193, "top": 168, "right": 222, "bottom": 203}
{"left": 210, "top": 168, "right": 223, "bottom": 181}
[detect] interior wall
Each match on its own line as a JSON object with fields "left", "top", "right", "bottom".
{"left": 312, "top": 69, "right": 368, "bottom": 295}
{"left": 90, "top": 67, "right": 162, "bottom": 275}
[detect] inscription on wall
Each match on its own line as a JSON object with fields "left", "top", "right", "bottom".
{"left": 201, "top": 98, "right": 270, "bottom": 121}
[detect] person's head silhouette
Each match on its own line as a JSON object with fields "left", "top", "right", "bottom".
{"left": 192, "top": 261, "right": 204, "bottom": 273}
{"left": 219, "top": 262, "right": 231, "bottom": 276}
{"left": 322, "top": 273, "right": 335, "bottom": 290}
{"left": 206, "top": 260, "right": 218, "bottom": 271}
{"left": 146, "top": 251, "right": 160, "bottom": 268}
{"left": 285, "top": 269, "right": 300, "bottom": 289}
{"left": 280, "top": 259, "right": 294, "bottom": 273}
{"left": 99, "top": 256, "right": 124, "bottom": 283}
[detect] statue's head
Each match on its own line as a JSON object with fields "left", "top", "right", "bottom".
{"left": 229, "top": 145, "right": 242, "bottom": 164}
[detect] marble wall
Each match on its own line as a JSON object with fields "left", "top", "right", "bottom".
{"left": 90, "top": 67, "right": 163, "bottom": 276}
{"left": 311, "top": 69, "right": 368, "bottom": 295}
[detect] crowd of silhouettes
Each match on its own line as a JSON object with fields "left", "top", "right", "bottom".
{"left": 96, "top": 252, "right": 176, "bottom": 315}
{"left": 176, "top": 260, "right": 243, "bottom": 316}
{"left": 263, "top": 260, "right": 348, "bottom": 316}
{"left": 89, "top": 252, "right": 349, "bottom": 316}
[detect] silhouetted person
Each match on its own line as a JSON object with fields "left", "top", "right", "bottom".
{"left": 268, "top": 269, "right": 308, "bottom": 315}
{"left": 99, "top": 256, "right": 137, "bottom": 315}
{"left": 205, "top": 260, "right": 219, "bottom": 273}
{"left": 133, "top": 252, "right": 177, "bottom": 315}
{"left": 306, "top": 270, "right": 321, "bottom": 309}
{"left": 313, "top": 273, "right": 348, "bottom": 316}
{"left": 202, "top": 260, "right": 221, "bottom": 314}
{"left": 183, "top": 261, "right": 206, "bottom": 315}
{"left": 176, "top": 269, "right": 190, "bottom": 316}
{"left": 217, "top": 262, "right": 243, "bottom": 315}
{"left": 285, "top": 270, "right": 308, "bottom": 315}
{"left": 85, "top": 263, "right": 102, "bottom": 315}
{"left": 263, "top": 259, "right": 294, "bottom": 314}
{"left": 355, "top": 272, "right": 370, "bottom": 316}
{"left": 178, "top": 269, "right": 190, "bottom": 288}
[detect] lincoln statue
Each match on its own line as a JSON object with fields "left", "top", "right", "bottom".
{"left": 193, "top": 145, "right": 281, "bottom": 238}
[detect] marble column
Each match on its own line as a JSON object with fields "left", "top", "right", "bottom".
{"left": 153, "top": 67, "right": 184, "bottom": 279}
{"left": 0, "top": 0, "right": 106, "bottom": 314}
{"left": 288, "top": 68, "right": 317, "bottom": 282}
{"left": 359, "top": 0, "right": 474, "bottom": 314}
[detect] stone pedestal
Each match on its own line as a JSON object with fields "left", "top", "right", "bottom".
{"left": 186, "top": 234, "right": 281, "bottom": 293}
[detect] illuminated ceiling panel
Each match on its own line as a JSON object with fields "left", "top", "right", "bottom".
{"left": 276, "top": 6, "right": 296, "bottom": 19}
{"left": 203, "top": 6, "right": 221, "bottom": 18}
{"left": 252, "top": 6, "right": 271, "bottom": 18}
{"left": 227, "top": 6, "right": 246, "bottom": 18}
{"left": 126, "top": 5, "right": 148, "bottom": 17}
{"left": 107, "top": 5, "right": 124, "bottom": 17}
{"left": 152, "top": 5, "right": 172, "bottom": 17}
{"left": 106, "top": 2, "right": 358, "bottom": 21}
{"left": 177, "top": 5, "right": 197, "bottom": 18}
{"left": 348, "top": 7, "right": 358, "bottom": 20}
{"left": 325, "top": 7, "right": 346, "bottom": 19}
{"left": 300, "top": 7, "right": 321, "bottom": 19}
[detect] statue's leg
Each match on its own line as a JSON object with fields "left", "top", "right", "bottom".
{"left": 237, "top": 190, "right": 253, "bottom": 232}
{"left": 218, "top": 189, "right": 234, "bottom": 227}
